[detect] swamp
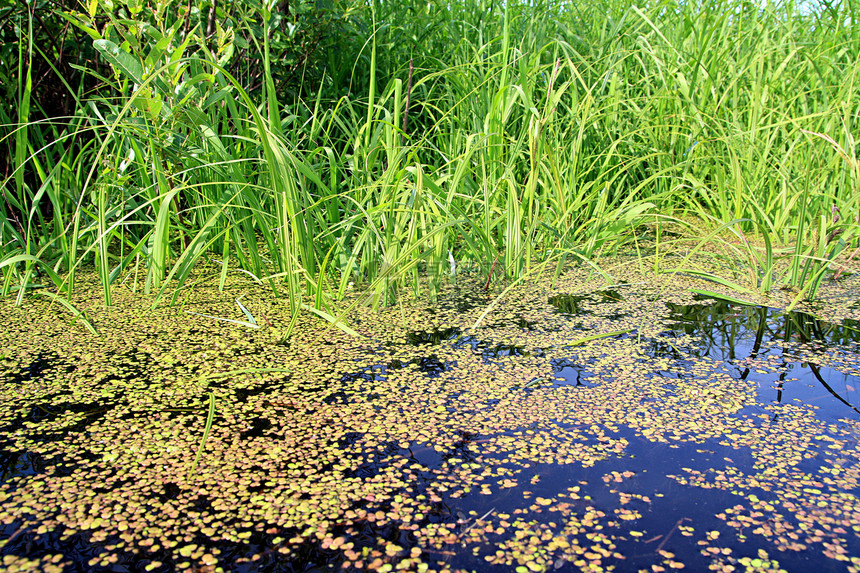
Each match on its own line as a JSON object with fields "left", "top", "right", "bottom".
{"left": 2, "top": 257, "right": 860, "bottom": 572}
{"left": 2, "top": 0, "right": 860, "bottom": 569}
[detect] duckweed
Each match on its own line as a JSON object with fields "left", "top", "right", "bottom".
{"left": 1, "top": 263, "right": 859, "bottom": 572}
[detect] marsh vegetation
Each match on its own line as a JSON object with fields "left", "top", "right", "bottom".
{"left": 2, "top": 0, "right": 860, "bottom": 570}
{"left": 1, "top": 0, "right": 858, "bottom": 317}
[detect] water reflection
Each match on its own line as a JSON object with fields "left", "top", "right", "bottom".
{"left": 665, "top": 298, "right": 860, "bottom": 419}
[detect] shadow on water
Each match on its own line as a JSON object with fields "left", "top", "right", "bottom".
{"left": 548, "top": 290, "right": 625, "bottom": 316}
{"left": 0, "top": 450, "right": 47, "bottom": 484}
{"left": 451, "top": 335, "right": 536, "bottom": 359}
{"left": 407, "top": 327, "right": 461, "bottom": 346}
{"left": 665, "top": 297, "right": 860, "bottom": 419}
{"left": 0, "top": 399, "right": 112, "bottom": 487}
{"left": 3, "top": 353, "right": 67, "bottom": 385}
{"left": 407, "top": 328, "right": 540, "bottom": 363}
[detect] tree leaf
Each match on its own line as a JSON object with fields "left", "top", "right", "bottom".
{"left": 94, "top": 38, "right": 145, "bottom": 85}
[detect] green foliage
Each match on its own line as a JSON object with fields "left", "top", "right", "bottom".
{"left": 2, "top": 0, "right": 859, "bottom": 318}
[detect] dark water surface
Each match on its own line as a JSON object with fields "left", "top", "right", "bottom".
{"left": 664, "top": 299, "right": 860, "bottom": 420}
{"left": 2, "top": 287, "right": 860, "bottom": 572}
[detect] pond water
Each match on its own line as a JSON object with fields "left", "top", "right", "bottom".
{"left": 664, "top": 299, "right": 860, "bottom": 421}
{"left": 1, "top": 272, "right": 859, "bottom": 572}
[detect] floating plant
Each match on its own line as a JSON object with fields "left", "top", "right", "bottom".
{"left": 1, "top": 268, "right": 859, "bottom": 572}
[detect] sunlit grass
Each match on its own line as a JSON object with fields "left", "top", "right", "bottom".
{"left": 1, "top": 0, "right": 858, "bottom": 320}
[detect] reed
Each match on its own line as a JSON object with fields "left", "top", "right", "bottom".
{"left": 1, "top": 0, "right": 857, "bottom": 322}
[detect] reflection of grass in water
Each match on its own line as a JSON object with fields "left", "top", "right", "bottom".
{"left": 664, "top": 298, "right": 860, "bottom": 418}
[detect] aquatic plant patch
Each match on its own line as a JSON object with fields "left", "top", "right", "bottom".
{"left": 1, "top": 265, "right": 860, "bottom": 572}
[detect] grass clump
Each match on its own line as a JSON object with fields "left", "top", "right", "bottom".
{"left": 1, "top": 0, "right": 858, "bottom": 323}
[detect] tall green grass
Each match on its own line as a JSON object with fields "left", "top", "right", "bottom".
{"left": 2, "top": 0, "right": 858, "bottom": 329}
